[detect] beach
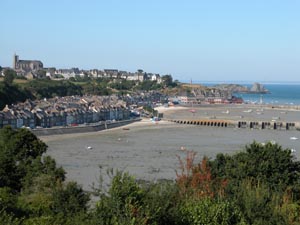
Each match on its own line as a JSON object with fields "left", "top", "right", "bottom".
{"left": 42, "top": 104, "right": 300, "bottom": 191}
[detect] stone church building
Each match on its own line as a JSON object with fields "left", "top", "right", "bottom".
{"left": 13, "top": 54, "right": 43, "bottom": 72}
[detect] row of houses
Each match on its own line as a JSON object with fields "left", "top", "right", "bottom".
{"left": 49, "top": 68, "right": 162, "bottom": 82}
{"left": 0, "top": 96, "right": 131, "bottom": 129}
{"left": 5, "top": 67, "right": 163, "bottom": 83}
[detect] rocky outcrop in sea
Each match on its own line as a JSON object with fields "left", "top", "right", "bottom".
{"left": 213, "top": 82, "right": 269, "bottom": 94}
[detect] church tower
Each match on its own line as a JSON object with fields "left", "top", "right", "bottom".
{"left": 13, "top": 53, "right": 19, "bottom": 69}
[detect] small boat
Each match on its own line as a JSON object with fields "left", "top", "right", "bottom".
{"left": 86, "top": 146, "right": 93, "bottom": 150}
{"left": 290, "top": 137, "right": 298, "bottom": 140}
{"left": 291, "top": 149, "right": 296, "bottom": 153}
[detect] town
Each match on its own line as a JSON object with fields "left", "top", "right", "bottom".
{"left": 0, "top": 95, "right": 130, "bottom": 129}
{"left": 1, "top": 54, "right": 164, "bottom": 82}
{"left": 0, "top": 54, "right": 246, "bottom": 129}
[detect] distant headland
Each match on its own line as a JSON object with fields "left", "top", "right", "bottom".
{"left": 213, "top": 82, "right": 270, "bottom": 94}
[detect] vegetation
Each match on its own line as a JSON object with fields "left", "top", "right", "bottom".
{"left": 23, "top": 79, "right": 83, "bottom": 99}
{"left": 0, "top": 127, "right": 90, "bottom": 224}
{"left": 1, "top": 126, "right": 300, "bottom": 224}
{"left": 0, "top": 70, "right": 34, "bottom": 110}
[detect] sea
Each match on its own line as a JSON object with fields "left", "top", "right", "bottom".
{"left": 201, "top": 82, "right": 300, "bottom": 106}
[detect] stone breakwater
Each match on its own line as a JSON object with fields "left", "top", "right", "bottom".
{"left": 32, "top": 119, "right": 141, "bottom": 136}
{"left": 169, "top": 119, "right": 299, "bottom": 130}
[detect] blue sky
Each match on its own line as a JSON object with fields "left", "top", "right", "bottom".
{"left": 1, "top": 0, "right": 299, "bottom": 82}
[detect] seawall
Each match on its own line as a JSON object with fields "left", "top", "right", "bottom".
{"left": 32, "top": 119, "right": 141, "bottom": 136}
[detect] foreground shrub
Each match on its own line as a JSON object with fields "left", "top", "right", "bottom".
{"left": 179, "top": 197, "right": 245, "bottom": 225}
{"left": 0, "top": 209, "right": 22, "bottom": 225}
{"left": 176, "top": 151, "right": 227, "bottom": 199}
{"left": 93, "top": 170, "right": 179, "bottom": 225}
{"left": 211, "top": 141, "right": 300, "bottom": 193}
{"left": 233, "top": 179, "right": 287, "bottom": 225}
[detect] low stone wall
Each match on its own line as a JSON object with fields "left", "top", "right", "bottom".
{"left": 32, "top": 119, "right": 141, "bottom": 136}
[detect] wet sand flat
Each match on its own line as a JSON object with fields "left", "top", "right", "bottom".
{"left": 42, "top": 105, "right": 300, "bottom": 191}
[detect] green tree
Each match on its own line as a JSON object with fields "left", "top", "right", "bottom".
{"left": 109, "top": 79, "right": 136, "bottom": 91}
{"left": 95, "top": 171, "right": 145, "bottom": 224}
{"left": 211, "top": 141, "right": 300, "bottom": 192}
{"left": 24, "top": 79, "right": 82, "bottom": 98}
{"left": 51, "top": 182, "right": 90, "bottom": 216}
{"left": 161, "top": 74, "right": 177, "bottom": 87}
{"left": 136, "top": 80, "right": 159, "bottom": 91}
{"left": 0, "top": 127, "right": 90, "bottom": 221}
{"left": 17, "top": 174, "right": 56, "bottom": 216}
{"left": 3, "top": 69, "right": 16, "bottom": 85}
{"left": 0, "top": 127, "right": 63, "bottom": 191}
{"left": 0, "top": 81, "right": 34, "bottom": 110}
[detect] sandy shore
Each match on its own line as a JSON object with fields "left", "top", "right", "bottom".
{"left": 40, "top": 118, "right": 173, "bottom": 142}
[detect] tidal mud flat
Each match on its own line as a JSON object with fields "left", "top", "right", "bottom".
{"left": 42, "top": 105, "right": 300, "bottom": 191}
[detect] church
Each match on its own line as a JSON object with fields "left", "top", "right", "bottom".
{"left": 13, "top": 54, "right": 43, "bottom": 72}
